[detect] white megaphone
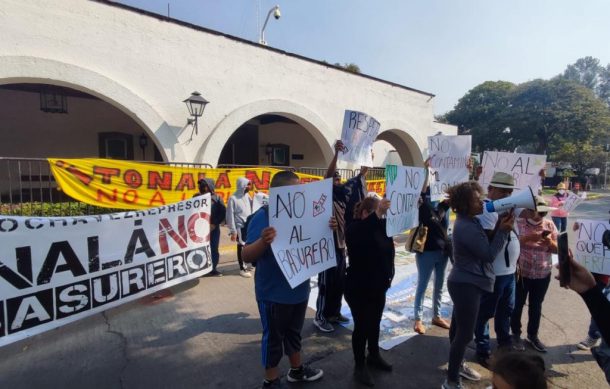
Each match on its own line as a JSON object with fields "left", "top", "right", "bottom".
{"left": 485, "top": 186, "right": 537, "bottom": 213}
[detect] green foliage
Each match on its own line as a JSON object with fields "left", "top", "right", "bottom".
{"left": 559, "top": 56, "right": 610, "bottom": 106}
{"left": 334, "top": 62, "right": 361, "bottom": 73}
{"left": 0, "top": 202, "right": 126, "bottom": 216}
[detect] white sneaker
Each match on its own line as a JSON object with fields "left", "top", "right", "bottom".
{"left": 577, "top": 335, "right": 601, "bottom": 350}
{"left": 239, "top": 269, "right": 252, "bottom": 278}
{"left": 459, "top": 362, "right": 481, "bottom": 381}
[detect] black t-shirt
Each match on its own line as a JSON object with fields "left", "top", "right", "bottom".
{"left": 418, "top": 193, "right": 449, "bottom": 252}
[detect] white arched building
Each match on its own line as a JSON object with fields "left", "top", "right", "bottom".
{"left": 0, "top": 0, "right": 455, "bottom": 169}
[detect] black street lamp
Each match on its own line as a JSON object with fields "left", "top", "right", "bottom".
{"left": 183, "top": 91, "right": 209, "bottom": 138}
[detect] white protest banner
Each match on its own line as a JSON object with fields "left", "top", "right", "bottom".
{"left": 0, "top": 197, "right": 212, "bottom": 347}
{"left": 339, "top": 110, "right": 381, "bottom": 166}
{"left": 561, "top": 192, "right": 585, "bottom": 213}
{"left": 479, "top": 151, "right": 546, "bottom": 194}
{"left": 427, "top": 135, "right": 471, "bottom": 201}
{"left": 269, "top": 179, "right": 336, "bottom": 288}
{"left": 569, "top": 219, "right": 610, "bottom": 275}
{"left": 385, "top": 165, "right": 426, "bottom": 237}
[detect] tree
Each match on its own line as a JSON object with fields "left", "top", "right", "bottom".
{"left": 560, "top": 56, "right": 610, "bottom": 106}
{"left": 334, "top": 62, "right": 361, "bottom": 73}
{"left": 504, "top": 78, "right": 610, "bottom": 158}
{"left": 444, "top": 81, "right": 515, "bottom": 152}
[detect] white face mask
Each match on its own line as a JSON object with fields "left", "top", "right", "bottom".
{"left": 527, "top": 218, "right": 542, "bottom": 225}
{"left": 558, "top": 190, "right": 566, "bottom": 195}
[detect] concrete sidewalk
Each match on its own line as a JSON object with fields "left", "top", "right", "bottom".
{"left": 0, "top": 250, "right": 607, "bottom": 388}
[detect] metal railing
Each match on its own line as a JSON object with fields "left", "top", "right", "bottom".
{"left": 0, "top": 158, "right": 385, "bottom": 216}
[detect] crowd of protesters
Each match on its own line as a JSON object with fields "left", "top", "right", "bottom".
{"left": 203, "top": 141, "right": 610, "bottom": 389}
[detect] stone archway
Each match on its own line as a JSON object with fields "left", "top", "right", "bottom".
{"left": 0, "top": 55, "right": 182, "bottom": 161}
{"left": 375, "top": 128, "right": 425, "bottom": 167}
{"left": 197, "top": 99, "right": 335, "bottom": 167}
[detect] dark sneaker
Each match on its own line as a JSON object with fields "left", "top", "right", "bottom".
{"left": 329, "top": 314, "right": 350, "bottom": 324}
{"left": 206, "top": 269, "right": 223, "bottom": 277}
{"left": 527, "top": 336, "right": 547, "bottom": 353}
{"left": 261, "top": 378, "right": 283, "bottom": 388}
{"left": 286, "top": 365, "right": 323, "bottom": 382}
{"left": 512, "top": 335, "right": 526, "bottom": 351}
{"left": 367, "top": 353, "right": 393, "bottom": 371}
{"left": 442, "top": 379, "right": 463, "bottom": 389}
{"left": 313, "top": 319, "right": 335, "bottom": 333}
{"left": 577, "top": 335, "right": 600, "bottom": 351}
{"left": 459, "top": 362, "right": 481, "bottom": 381}
{"left": 354, "top": 365, "right": 374, "bottom": 387}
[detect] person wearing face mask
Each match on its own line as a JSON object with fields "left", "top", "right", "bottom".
{"left": 549, "top": 183, "right": 569, "bottom": 232}
{"left": 195, "top": 178, "right": 226, "bottom": 277}
{"left": 226, "top": 177, "right": 268, "bottom": 278}
{"left": 510, "top": 197, "right": 558, "bottom": 353}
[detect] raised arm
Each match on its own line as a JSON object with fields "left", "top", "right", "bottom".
{"left": 325, "top": 140, "right": 345, "bottom": 178}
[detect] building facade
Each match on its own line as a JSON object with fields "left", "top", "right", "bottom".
{"left": 0, "top": 0, "right": 455, "bottom": 171}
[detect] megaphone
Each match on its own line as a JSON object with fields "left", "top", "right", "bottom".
{"left": 485, "top": 186, "right": 536, "bottom": 213}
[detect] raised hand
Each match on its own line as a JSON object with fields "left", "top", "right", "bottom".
{"left": 261, "top": 227, "right": 276, "bottom": 245}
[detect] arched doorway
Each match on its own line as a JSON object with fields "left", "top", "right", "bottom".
{"left": 0, "top": 83, "right": 163, "bottom": 161}
{"left": 197, "top": 99, "right": 334, "bottom": 168}
{"left": 375, "top": 129, "right": 423, "bottom": 167}
{"left": 218, "top": 114, "right": 328, "bottom": 168}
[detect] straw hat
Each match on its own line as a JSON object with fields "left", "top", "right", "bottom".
{"left": 535, "top": 196, "right": 556, "bottom": 213}
{"left": 557, "top": 182, "right": 566, "bottom": 190}
{"left": 489, "top": 172, "right": 517, "bottom": 189}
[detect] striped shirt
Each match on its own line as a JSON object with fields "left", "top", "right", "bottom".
{"left": 516, "top": 218, "right": 558, "bottom": 279}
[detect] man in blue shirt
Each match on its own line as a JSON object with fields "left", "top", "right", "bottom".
{"left": 243, "top": 170, "right": 336, "bottom": 388}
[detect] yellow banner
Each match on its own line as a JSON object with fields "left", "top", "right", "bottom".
{"left": 49, "top": 158, "right": 386, "bottom": 209}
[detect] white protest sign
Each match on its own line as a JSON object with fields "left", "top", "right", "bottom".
{"left": 269, "top": 179, "right": 336, "bottom": 288}
{"left": 560, "top": 192, "right": 584, "bottom": 213}
{"left": 480, "top": 151, "right": 546, "bottom": 194}
{"left": 569, "top": 219, "right": 610, "bottom": 275}
{"left": 340, "top": 110, "right": 381, "bottom": 166}
{"left": 427, "top": 135, "right": 471, "bottom": 201}
{"left": 385, "top": 165, "right": 426, "bottom": 237}
{"left": 0, "top": 197, "right": 211, "bottom": 347}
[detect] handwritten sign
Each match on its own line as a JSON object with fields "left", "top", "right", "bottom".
{"left": 427, "top": 135, "right": 471, "bottom": 201}
{"left": 569, "top": 219, "right": 610, "bottom": 275}
{"left": 340, "top": 110, "right": 381, "bottom": 166}
{"left": 479, "top": 151, "right": 546, "bottom": 194}
{"left": 269, "top": 179, "right": 336, "bottom": 288}
{"left": 561, "top": 192, "right": 585, "bottom": 213}
{"left": 385, "top": 165, "right": 426, "bottom": 237}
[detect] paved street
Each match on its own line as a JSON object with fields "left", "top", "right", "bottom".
{"left": 0, "top": 192, "right": 608, "bottom": 388}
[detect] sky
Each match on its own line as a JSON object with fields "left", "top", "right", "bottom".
{"left": 116, "top": 0, "right": 610, "bottom": 115}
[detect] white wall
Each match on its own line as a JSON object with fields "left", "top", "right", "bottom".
{"left": 0, "top": 0, "right": 441, "bottom": 167}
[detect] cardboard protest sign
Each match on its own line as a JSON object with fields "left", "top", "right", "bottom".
{"left": 0, "top": 197, "right": 211, "bottom": 347}
{"left": 339, "top": 110, "right": 380, "bottom": 166}
{"left": 385, "top": 165, "right": 426, "bottom": 237}
{"left": 561, "top": 192, "right": 585, "bottom": 213}
{"left": 269, "top": 179, "right": 336, "bottom": 288}
{"left": 427, "top": 135, "right": 471, "bottom": 201}
{"left": 569, "top": 219, "right": 610, "bottom": 275}
{"left": 479, "top": 151, "right": 546, "bottom": 194}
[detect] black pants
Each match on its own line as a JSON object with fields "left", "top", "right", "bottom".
{"left": 511, "top": 275, "right": 551, "bottom": 338}
{"left": 447, "top": 281, "right": 484, "bottom": 382}
{"left": 236, "top": 226, "right": 247, "bottom": 271}
{"left": 315, "top": 247, "right": 346, "bottom": 323}
{"left": 345, "top": 289, "right": 386, "bottom": 367}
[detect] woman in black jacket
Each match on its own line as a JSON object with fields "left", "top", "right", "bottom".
{"left": 345, "top": 197, "right": 394, "bottom": 387}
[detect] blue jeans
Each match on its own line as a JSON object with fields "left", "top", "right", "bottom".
{"left": 511, "top": 275, "right": 551, "bottom": 338}
{"left": 474, "top": 273, "right": 515, "bottom": 356}
{"left": 414, "top": 250, "right": 449, "bottom": 320}
{"left": 210, "top": 227, "right": 220, "bottom": 270}
{"left": 552, "top": 216, "right": 567, "bottom": 233}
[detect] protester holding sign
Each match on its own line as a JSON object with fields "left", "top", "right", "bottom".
{"left": 473, "top": 172, "right": 521, "bottom": 366}
{"left": 242, "top": 171, "right": 336, "bottom": 388}
{"left": 195, "top": 178, "right": 225, "bottom": 277}
{"left": 427, "top": 134, "right": 471, "bottom": 202}
{"left": 511, "top": 197, "right": 558, "bottom": 353}
{"left": 443, "top": 181, "right": 513, "bottom": 389}
{"left": 549, "top": 183, "right": 570, "bottom": 232}
{"left": 314, "top": 140, "right": 368, "bottom": 333}
{"left": 339, "top": 110, "right": 380, "bottom": 166}
{"left": 413, "top": 157, "right": 452, "bottom": 335}
{"left": 226, "top": 177, "right": 268, "bottom": 278}
{"left": 345, "top": 196, "right": 394, "bottom": 387}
